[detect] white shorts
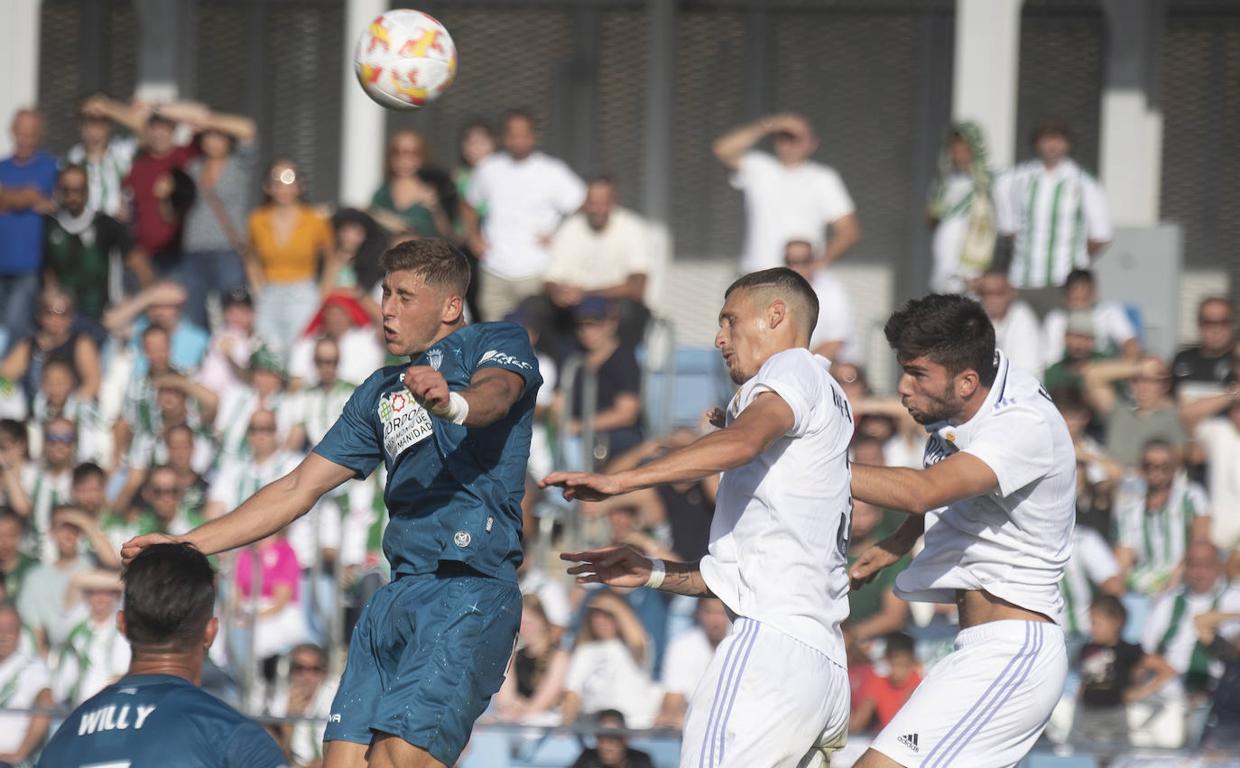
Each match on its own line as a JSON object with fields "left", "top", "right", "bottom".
{"left": 872, "top": 620, "right": 1067, "bottom": 768}
{"left": 681, "top": 616, "right": 849, "bottom": 768}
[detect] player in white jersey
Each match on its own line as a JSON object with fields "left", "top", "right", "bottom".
{"left": 848, "top": 294, "right": 1076, "bottom": 768}
{"left": 546, "top": 267, "right": 855, "bottom": 768}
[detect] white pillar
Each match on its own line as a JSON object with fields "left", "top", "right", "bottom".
{"left": 952, "top": 0, "right": 1023, "bottom": 169}
{"left": 1099, "top": 0, "right": 1163, "bottom": 227}
{"left": 338, "top": 0, "right": 387, "bottom": 208}
{"left": 0, "top": 0, "right": 41, "bottom": 158}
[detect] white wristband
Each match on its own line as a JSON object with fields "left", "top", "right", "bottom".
{"left": 431, "top": 391, "right": 470, "bottom": 425}
{"left": 645, "top": 558, "right": 666, "bottom": 590}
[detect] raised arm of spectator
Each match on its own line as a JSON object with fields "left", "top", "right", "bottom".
{"left": 60, "top": 510, "right": 121, "bottom": 570}
{"left": 822, "top": 213, "right": 861, "bottom": 267}
{"left": 72, "top": 334, "right": 102, "bottom": 401}
{"left": 591, "top": 591, "right": 648, "bottom": 665}
{"left": 1180, "top": 387, "right": 1240, "bottom": 431}
{"left": 0, "top": 458, "right": 32, "bottom": 518}
{"left": 153, "top": 373, "right": 220, "bottom": 424}
{"left": 0, "top": 340, "right": 33, "bottom": 386}
{"left": 712, "top": 113, "right": 804, "bottom": 171}
{"left": 80, "top": 94, "right": 151, "bottom": 135}
{"left": 102, "top": 281, "right": 186, "bottom": 340}
{"left": 1082, "top": 357, "right": 1162, "bottom": 416}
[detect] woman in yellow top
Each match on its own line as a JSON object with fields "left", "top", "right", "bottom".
{"left": 246, "top": 158, "right": 333, "bottom": 359}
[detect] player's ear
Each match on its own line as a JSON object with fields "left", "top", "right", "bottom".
{"left": 767, "top": 299, "right": 787, "bottom": 330}
{"left": 958, "top": 369, "right": 980, "bottom": 399}
{"left": 203, "top": 616, "right": 219, "bottom": 650}
{"left": 440, "top": 292, "right": 464, "bottom": 325}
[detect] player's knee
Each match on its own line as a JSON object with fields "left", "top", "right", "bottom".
{"left": 367, "top": 734, "right": 446, "bottom": 768}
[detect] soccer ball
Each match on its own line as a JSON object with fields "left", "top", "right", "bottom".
{"left": 354, "top": 9, "right": 457, "bottom": 110}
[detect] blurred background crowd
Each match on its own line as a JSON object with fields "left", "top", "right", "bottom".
{"left": 1, "top": 1, "right": 1239, "bottom": 767}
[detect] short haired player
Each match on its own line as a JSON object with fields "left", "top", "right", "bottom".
{"left": 546, "top": 267, "right": 855, "bottom": 767}
{"left": 848, "top": 294, "right": 1074, "bottom": 768}
{"left": 39, "top": 543, "right": 287, "bottom": 767}
{"left": 123, "top": 239, "right": 542, "bottom": 768}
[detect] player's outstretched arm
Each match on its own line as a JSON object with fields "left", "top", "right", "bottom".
{"left": 851, "top": 452, "right": 999, "bottom": 516}
{"left": 121, "top": 452, "right": 355, "bottom": 563}
{"left": 561, "top": 546, "right": 714, "bottom": 598}
{"left": 541, "top": 392, "right": 793, "bottom": 501}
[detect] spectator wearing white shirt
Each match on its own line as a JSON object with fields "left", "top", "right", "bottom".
{"left": 68, "top": 95, "right": 141, "bottom": 220}
{"left": 53, "top": 573, "right": 129, "bottom": 707}
{"left": 782, "top": 239, "right": 856, "bottom": 362}
{"left": 463, "top": 109, "right": 586, "bottom": 321}
{"left": 713, "top": 112, "right": 860, "bottom": 273}
{"left": 1181, "top": 388, "right": 1240, "bottom": 549}
{"left": 1142, "top": 542, "right": 1240, "bottom": 700}
{"left": 562, "top": 590, "right": 660, "bottom": 729}
{"left": 198, "top": 287, "right": 262, "bottom": 400}
{"left": 654, "top": 597, "right": 730, "bottom": 729}
{"left": 530, "top": 176, "right": 652, "bottom": 356}
{"left": 0, "top": 603, "right": 53, "bottom": 767}
{"left": 976, "top": 270, "right": 1042, "bottom": 376}
{"left": 1042, "top": 269, "right": 1139, "bottom": 367}
{"left": 286, "top": 294, "right": 384, "bottom": 390}
{"left": 995, "top": 116, "right": 1112, "bottom": 310}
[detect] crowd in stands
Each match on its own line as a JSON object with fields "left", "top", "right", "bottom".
{"left": 0, "top": 92, "right": 1237, "bottom": 768}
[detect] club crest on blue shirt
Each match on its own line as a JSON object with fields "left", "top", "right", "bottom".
{"left": 427, "top": 348, "right": 443, "bottom": 371}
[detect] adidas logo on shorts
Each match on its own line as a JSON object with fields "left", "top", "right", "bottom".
{"left": 897, "top": 733, "right": 919, "bottom": 753}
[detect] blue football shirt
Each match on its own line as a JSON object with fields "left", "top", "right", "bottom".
{"left": 38, "top": 674, "right": 287, "bottom": 768}
{"left": 313, "top": 321, "right": 542, "bottom": 582}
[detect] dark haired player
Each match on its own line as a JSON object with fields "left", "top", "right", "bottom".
{"left": 124, "top": 239, "right": 541, "bottom": 768}
{"left": 848, "top": 294, "right": 1075, "bottom": 768}
{"left": 548, "top": 268, "right": 854, "bottom": 767}
{"left": 38, "top": 543, "right": 287, "bottom": 767}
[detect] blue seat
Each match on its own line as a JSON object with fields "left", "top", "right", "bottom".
{"left": 640, "top": 345, "right": 732, "bottom": 432}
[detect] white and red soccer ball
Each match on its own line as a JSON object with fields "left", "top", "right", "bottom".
{"left": 354, "top": 9, "right": 457, "bottom": 110}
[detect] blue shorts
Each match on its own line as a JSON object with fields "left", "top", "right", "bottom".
{"left": 324, "top": 563, "right": 521, "bottom": 765}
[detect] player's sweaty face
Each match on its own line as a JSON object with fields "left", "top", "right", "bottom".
{"left": 716, "top": 289, "right": 768, "bottom": 385}
{"left": 381, "top": 271, "right": 451, "bottom": 357}
{"left": 896, "top": 355, "right": 961, "bottom": 425}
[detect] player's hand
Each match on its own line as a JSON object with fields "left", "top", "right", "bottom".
{"left": 849, "top": 541, "right": 903, "bottom": 590}
{"left": 560, "top": 545, "right": 652, "bottom": 588}
{"left": 403, "top": 365, "right": 450, "bottom": 414}
{"left": 539, "top": 471, "right": 630, "bottom": 501}
{"left": 704, "top": 407, "right": 726, "bottom": 430}
{"left": 121, "top": 532, "right": 184, "bottom": 565}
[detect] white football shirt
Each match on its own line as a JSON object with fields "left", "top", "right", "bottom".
{"left": 700, "top": 347, "right": 855, "bottom": 666}
{"left": 731, "top": 151, "right": 855, "bottom": 272}
{"left": 895, "top": 351, "right": 1077, "bottom": 623}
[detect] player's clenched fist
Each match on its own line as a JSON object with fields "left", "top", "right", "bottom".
{"left": 403, "top": 365, "right": 450, "bottom": 413}
{"left": 848, "top": 541, "right": 903, "bottom": 591}
{"left": 121, "top": 532, "right": 184, "bottom": 565}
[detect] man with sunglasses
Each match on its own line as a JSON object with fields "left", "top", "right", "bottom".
{"left": 1113, "top": 438, "right": 1211, "bottom": 596}
{"left": 1173, "top": 296, "right": 1237, "bottom": 402}
{"left": 41, "top": 164, "right": 130, "bottom": 325}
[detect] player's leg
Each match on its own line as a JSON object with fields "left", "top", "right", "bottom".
{"left": 370, "top": 568, "right": 522, "bottom": 767}
{"left": 869, "top": 621, "right": 1067, "bottom": 768}
{"left": 323, "top": 740, "right": 371, "bottom": 768}
{"left": 681, "top": 617, "right": 848, "bottom": 768}
{"left": 322, "top": 581, "right": 407, "bottom": 764}
{"left": 368, "top": 734, "right": 447, "bottom": 768}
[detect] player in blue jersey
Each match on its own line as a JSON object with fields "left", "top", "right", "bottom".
{"left": 39, "top": 543, "right": 287, "bottom": 768}
{"left": 122, "top": 239, "right": 542, "bottom": 768}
